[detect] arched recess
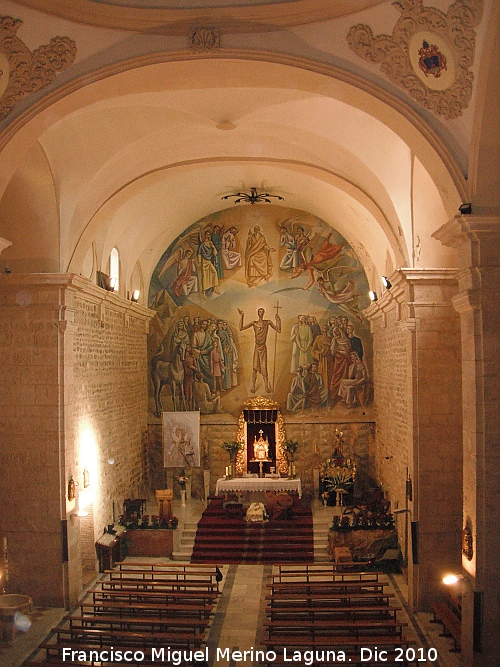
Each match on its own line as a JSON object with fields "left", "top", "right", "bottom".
{"left": 0, "top": 56, "right": 465, "bottom": 281}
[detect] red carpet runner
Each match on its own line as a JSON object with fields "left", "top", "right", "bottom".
{"left": 191, "top": 498, "right": 314, "bottom": 564}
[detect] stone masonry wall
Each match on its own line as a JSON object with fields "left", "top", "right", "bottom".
{"left": 0, "top": 275, "right": 153, "bottom": 606}
{"left": 0, "top": 277, "right": 67, "bottom": 605}
{"left": 147, "top": 417, "right": 375, "bottom": 502}
{"left": 73, "top": 297, "right": 150, "bottom": 531}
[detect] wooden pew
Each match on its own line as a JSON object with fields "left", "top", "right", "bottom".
{"left": 264, "top": 618, "right": 408, "bottom": 638}
{"left": 45, "top": 625, "right": 205, "bottom": 649}
{"left": 67, "top": 613, "right": 209, "bottom": 635}
{"left": 267, "top": 604, "right": 402, "bottom": 621}
{"left": 98, "top": 578, "right": 219, "bottom": 594}
{"left": 265, "top": 591, "right": 395, "bottom": 606}
{"left": 431, "top": 602, "right": 461, "bottom": 652}
{"left": 80, "top": 600, "right": 213, "bottom": 620}
{"left": 90, "top": 587, "right": 218, "bottom": 605}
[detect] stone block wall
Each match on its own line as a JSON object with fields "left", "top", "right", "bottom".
{"left": 0, "top": 276, "right": 68, "bottom": 605}
{"left": 147, "top": 415, "right": 375, "bottom": 502}
{"left": 0, "top": 275, "right": 153, "bottom": 606}
{"left": 367, "top": 269, "right": 462, "bottom": 611}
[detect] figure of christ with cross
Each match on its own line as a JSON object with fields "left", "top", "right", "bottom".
{"left": 238, "top": 304, "right": 281, "bottom": 393}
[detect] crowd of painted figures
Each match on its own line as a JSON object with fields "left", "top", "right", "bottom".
{"left": 166, "top": 315, "right": 238, "bottom": 414}
{"left": 286, "top": 314, "right": 369, "bottom": 412}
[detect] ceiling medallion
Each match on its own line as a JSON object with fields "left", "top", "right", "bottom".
{"left": 189, "top": 27, "right": 220, "bottom": 53}
{"left": 222, "top": 187, "right": 285, "bottom": 206}
{"left": 0, "top": 16, "right": 76, "bottom": 120}
{"left": 346, "top": 0, "right": 483, "bottom": 120}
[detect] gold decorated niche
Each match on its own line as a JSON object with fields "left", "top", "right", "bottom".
{"left": 235, "top": 396, "right": 287, "bottom": 476}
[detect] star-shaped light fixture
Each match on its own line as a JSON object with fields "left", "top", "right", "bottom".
{"left": 222, "top": 187, "right": 284, "bottom": 205}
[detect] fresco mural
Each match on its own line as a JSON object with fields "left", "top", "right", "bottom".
{"left": 148, "top": 205, "right": 372, "bottom": 418}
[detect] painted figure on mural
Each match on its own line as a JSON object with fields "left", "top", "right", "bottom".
{"left": 244, "top": 226, "right": 275, "bottom": 287}
{"left": 170, "top": 248, "right": 198, "bottom": 298}
{"left": 329, "top": 326, "right": 353, "bottom": 402}
{"left": 221, "top": 226, "right": 242, "bottom": 270}
{"left": 302, "top": 363, "right": 323, "bottom": 410}
{"left": 238, "top": 306, "right": 281, "bottom": 394}
{"left": 182, "top": 344, "right": 198, "bottom": 410}
{"left": 312, "top": 324, "right": 333, "bottom": 396}
{"left": 211, "top": 225, "right": 224, "bottom": 279}
{"left": 279, "top": 224, "right": 299, "bottom": 271}
{"left": 217, "top": 319, "right": 236, "bottom": 390}
{"left": 287, "top": 366, "right": 306, "bottom": 412}
{"left": 347, "top": 322, "right": 364, "bottom": 359}
{"left": 210, "top": 339, "right": 225, "bottom": 393}
{"left": 191, "top": 319, "right": 214, "bottom": 389}
{"left": 193, "top": 373, "right": 223, "bottom": 414}
{"left": 290, "top": 314, "right": 314, "bottom": 372}
{"left": 338, "top": 351, "right": 368, "bottom": 407}
{"left": 197, "top": 229, "right": 220, "bottom": 297}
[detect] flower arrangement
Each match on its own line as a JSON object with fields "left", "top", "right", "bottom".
{"left": 283, "top": 439, "right": 299, "bottom": 461}
{"left": 221, "top": 441, "right": 242, "bottom": 458}
{"left": 170, "top": 516, "right": 179, "bottom": 529}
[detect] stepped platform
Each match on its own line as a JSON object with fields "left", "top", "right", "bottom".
{"left": 191, "top": 499, "right": 314, "bottom": 564}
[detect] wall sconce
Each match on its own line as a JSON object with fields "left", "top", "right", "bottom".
{"left": 131, "top": 290, "right": 140, "bottom": 302}
{"left": 443, "top": 573, "right": 464, "bottom": 586}
{"left": 368, "top": 290, "right": 378, "bottom": 302}
{"left": 459, "top": 203, "right": 472, "bottom": 215}
{"left": 381, "top": 276, "right": 392, "bottom": 289}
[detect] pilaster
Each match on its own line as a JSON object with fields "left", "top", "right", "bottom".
{"left": 366, "top": 268, "right": 462, "bottom": 612}
{"left": 433, "top": 215, "right": 500, "bottom": 667}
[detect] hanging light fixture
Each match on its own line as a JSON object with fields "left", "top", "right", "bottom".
{"left": 222, "top": 187, "right": 284, "bottom": 205}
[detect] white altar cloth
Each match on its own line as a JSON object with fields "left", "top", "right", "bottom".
{"left": 215, "top": 477, "right": 302, "bottom": 498}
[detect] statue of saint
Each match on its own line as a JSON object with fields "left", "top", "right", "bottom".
{"left": 253, "top": 429, "right": 270, "bottom": 461}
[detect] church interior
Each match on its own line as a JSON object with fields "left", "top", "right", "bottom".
{"left": 0, "top": 0, "right": 498, "bottom": 665}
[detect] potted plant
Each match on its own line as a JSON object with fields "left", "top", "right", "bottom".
{"left": 283, "top": 439, "right": 299, "bottom": 478}
{"left": 221, "top": 441, "right": 242, "bottom": 478}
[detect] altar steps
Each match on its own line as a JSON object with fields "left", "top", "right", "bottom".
{"left": 191, "top": 504, "right": 314, "bottom": 564}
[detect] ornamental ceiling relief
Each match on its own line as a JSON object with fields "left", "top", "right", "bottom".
{"left": 0, "top": 16, "right": 76, "bottom": 120}
{"left": 347, "top": 0, "right": 483, "bottom": 119}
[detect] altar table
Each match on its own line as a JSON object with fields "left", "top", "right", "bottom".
{"left": 215, "top": 477, "right": 302, "bottom": 498}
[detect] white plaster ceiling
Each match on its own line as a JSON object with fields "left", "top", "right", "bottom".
{"left": 2, "top": 58, "right": 461, "bottom": 290}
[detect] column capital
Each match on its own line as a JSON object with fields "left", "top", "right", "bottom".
{"left": 433, "top": 214, "right": 500, "bottom": 253}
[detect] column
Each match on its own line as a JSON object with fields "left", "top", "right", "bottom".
{"left": 434, "top": 215, "right": 500, "bottom": 667}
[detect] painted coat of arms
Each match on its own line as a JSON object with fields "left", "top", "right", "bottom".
{"left": 418, "top": 41, "right": 447, "bottom": 78}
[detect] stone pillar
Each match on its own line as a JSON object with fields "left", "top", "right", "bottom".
{"left": 366, "top": 269, "right": 462, "bottom": 612}
{"left": 434, "top": 215, "right": 500, "bottom": 667}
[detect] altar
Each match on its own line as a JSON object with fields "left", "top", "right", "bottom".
{"left": 215, "top": 477, "right": 302, "bottom": 498}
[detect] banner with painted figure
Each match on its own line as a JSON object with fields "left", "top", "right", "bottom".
{"left": 149, "top": 205, "right": 372, "bottom": 418}
{"left": 163, "top": 411, "right": 200, "bottom": 468}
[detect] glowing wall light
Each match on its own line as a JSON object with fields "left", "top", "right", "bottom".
{"left": 79, "top": 425, "right": 98, "bottom": 508}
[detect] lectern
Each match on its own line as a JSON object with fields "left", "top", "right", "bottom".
{"left": 156, "top": 489, "right": 173, "bottom": 521}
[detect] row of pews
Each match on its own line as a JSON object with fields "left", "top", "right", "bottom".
{"left": 24, "top": 562, "right": 221, "bottom": 666}
{"left": 262, "top": 564, "right": 417, "bottom": 666}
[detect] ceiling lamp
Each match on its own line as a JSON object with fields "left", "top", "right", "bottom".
{"left": 222, "top": 187, "right": 284, "bottom": 206}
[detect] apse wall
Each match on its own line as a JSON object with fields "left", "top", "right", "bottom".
{"left": 146, "top": 204, "right": 378, "bottom": 497}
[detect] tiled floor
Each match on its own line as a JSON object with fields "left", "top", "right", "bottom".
{"left": 1, "top": 498, "right": 462, "bottom": 667}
